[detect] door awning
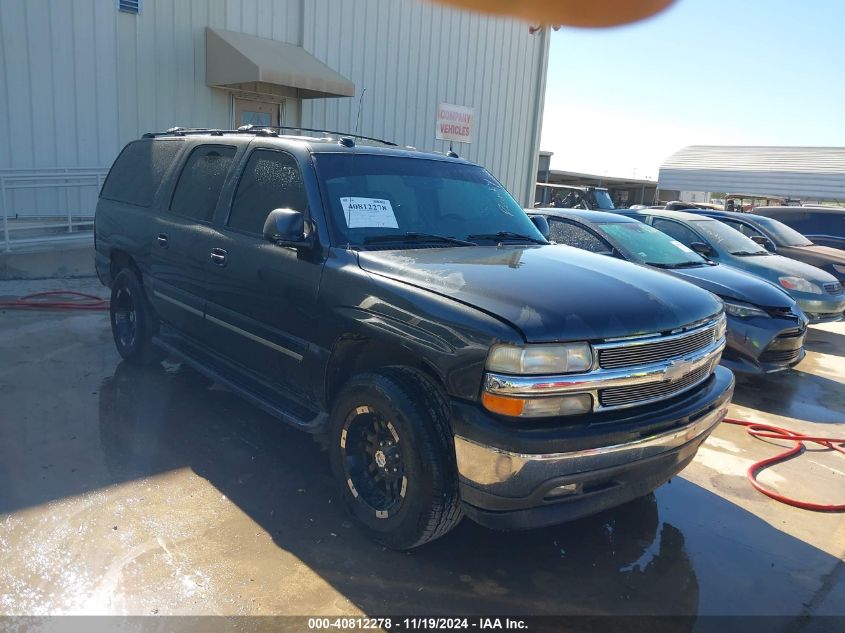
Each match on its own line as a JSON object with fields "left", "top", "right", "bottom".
{"left": 206, "top": 27, "right": 356, "bottom": 99}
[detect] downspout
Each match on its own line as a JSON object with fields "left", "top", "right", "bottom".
{"left": 525, "top": 26, "right": 551, "bottom": 207}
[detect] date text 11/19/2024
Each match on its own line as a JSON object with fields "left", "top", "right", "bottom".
{"left": 308, "top": 617, "right": 528, "bottom": 630}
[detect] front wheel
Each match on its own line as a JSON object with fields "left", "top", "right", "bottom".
{"left": 328, "top": 367, "right": 462, "bottom": 549}
{"left": 109, "top": 268, "right": 162, "bottom": 365}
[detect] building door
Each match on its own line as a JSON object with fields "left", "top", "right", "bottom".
{"left": 233, "top": 97, "right": 282, "bottom": 127}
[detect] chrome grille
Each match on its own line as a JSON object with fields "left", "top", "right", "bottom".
{"left": 597, "top": 323, "right": 717, "bottom": 369}
{"left": 599, "top": 365, "right": 710, "bottom": 408}
{"left": 824, "top": 282, "right": 843, "bottom": 295}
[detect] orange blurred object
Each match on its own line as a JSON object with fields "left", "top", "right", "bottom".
{"left": 430, "top": 0, "right": 675, "bottom": 28}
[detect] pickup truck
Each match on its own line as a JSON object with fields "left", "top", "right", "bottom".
{"left": 95, "top": 129, "right": 734, "bottom": 548}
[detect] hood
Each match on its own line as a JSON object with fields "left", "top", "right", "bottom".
{"left": 669, "top": 263, "right": 795, "bottom": 309}
{"left": 778, "top": 244, "right": 845, "bottom": 267}
{"left": 357, "top": 245, "right": 723, "bottom": 343}
{"left": 730, "top": 253, "right": 839, "bottom": 285}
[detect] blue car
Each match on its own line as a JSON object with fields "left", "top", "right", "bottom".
{"left": 534, "top": 209, "right": 808, "bottom": 374}
{"left": 618, "top": 209, "right": 845, "bottom": 323}
{"left": 679, "top": 209, "right": 845, "bottom": 284}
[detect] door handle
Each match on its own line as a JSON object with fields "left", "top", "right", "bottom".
{"left": 210, "top": 248, "right": 228, "bottom": 267}
{"left": 157, "top": 233, "right": 169, "bottom": 248}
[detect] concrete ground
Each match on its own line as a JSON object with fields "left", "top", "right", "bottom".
{"left": 0, "top": 278, "right": 843, "bottom": 623}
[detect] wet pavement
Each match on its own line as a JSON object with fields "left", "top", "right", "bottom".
{"left": 0, "top": 279, "right": 843, "bottom": 621}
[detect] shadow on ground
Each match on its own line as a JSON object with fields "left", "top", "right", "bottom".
{"left": 1, "top": 359, "right": 840, "bottom": 618}
{"left": 802, "top": 327, "right": 845, "bottom": 358}
{"left": 731, "top": 366, "right": 845, "bottom": 423}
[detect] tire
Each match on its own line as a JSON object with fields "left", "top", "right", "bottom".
{"left": 328, "top": 367, "right": 462, "bottom": 549}
{"left": 109, "top": 268, "right": 163, "bottom": 366}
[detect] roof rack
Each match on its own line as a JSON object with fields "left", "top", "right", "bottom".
{"left": 142, "top": 125, "right": 397, "bottom": 147}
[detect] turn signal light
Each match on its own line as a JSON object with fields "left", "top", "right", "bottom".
{"left": 482, "top": 392, "right": 593, "bottom": 418}
{"left": 481, "top": 392, "right": 525, "bottom": 417}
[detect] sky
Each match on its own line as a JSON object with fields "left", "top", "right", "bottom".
{"left": 540, "top": 0, "right": 845, "bottom": 180}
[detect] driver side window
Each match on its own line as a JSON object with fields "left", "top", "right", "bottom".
{"left": 723, "top": 220, "right": 762, "bottom": 239}
{"left": 548, "top": 220, "right": 611, "bottom": 253}
{"left": 651, "top": 219, "right": 702, "bottom": 246}
{"left": 228, "top": 150, "right": 306, "bottom": 235}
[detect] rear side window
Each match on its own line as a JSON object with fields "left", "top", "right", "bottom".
{"left": 651, "top": 218, "right": 702, "bottom": 246}
{"left": 101, "top": 140, "right": 182, "bottom": 207}
{"left": 548, "top": 220, "right": 610, "bottom": 253}
{"left": 169, "top": 145, "right": 237, "bottom": 222}
{"left": 228, "top": 150, "right": 306, "bottom": 234}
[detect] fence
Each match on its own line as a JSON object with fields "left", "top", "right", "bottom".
{"left": 1, "top": 168, "right": 109, "bottom": 252}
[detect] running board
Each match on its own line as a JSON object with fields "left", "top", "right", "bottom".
{"left": 152, "top": 334, "right": 326, "bottom": 434}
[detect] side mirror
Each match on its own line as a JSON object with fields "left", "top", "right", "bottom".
{"left": 750, "top": 234, "right": 776, "bottom": 252}
{"left": 263, "top": 208, "right": 311, "bottom": 248}
{"left": 529, "top": 215, "right": 550, "bottom": 241}
{"left": 690, "top": 242, "right": 716, "bottom": 258}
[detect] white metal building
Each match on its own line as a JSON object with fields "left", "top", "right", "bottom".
{"left": 658, "top": 145, "right": 845, "bottom": 202}
{"left": 0, "top": 0, "right": 550, "bottom": 249}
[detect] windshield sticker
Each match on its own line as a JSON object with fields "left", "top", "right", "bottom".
{"left": 671, "top": 240, "right": 695, "bottom": 253}
{"left": 340, "top": 197, "right": 398, "bottom": 229}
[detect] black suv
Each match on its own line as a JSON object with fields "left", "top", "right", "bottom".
{"left": 95, "top": 129, "right": 734, "bottom": 549}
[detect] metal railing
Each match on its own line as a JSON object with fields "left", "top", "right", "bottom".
{"left": 1, "top": 168, "right": 108, "bottom": 251}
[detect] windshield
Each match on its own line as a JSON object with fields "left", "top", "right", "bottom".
{"left": 313, "top": 154, "right": 543, "bottom": 247}
{"left": 690, "top": 219, "right": 769, "bottom": 256}
{"left": 753, "top": 216, "right": 813, "bottom": 247}
{"left": 598, "top": 221, "right": 706, "bottom": 267}
{"left": 593, "top": 189, "right": 615, "bottom": 210}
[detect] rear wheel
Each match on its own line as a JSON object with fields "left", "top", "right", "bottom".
{"left": 328, "top": 367, "right": 462, "bottom": 549}
{"left": 109, "top": 268, "right": 162, "bottom": 365}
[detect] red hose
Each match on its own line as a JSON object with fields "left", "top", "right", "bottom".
{"left": 723, "top": 417, "right": 845, "bottom": 511}
{"left": 0, "top": 290, "right": 109, "bottom": 311}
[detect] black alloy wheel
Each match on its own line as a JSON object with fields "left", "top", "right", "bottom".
{"left": 328, "top": 368, "right": 462, "bottom": 549}
{"left": 111, "top": 284, "right": 137, "bottom": 350}
{"left": 109, "top": 268, "right": 162, "bottom": 365}
{"left": 341, "top": 405, "right": 407, "bottom": 519}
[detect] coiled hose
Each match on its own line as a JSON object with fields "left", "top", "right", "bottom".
{"left": 723, "top": 418, "right": 845, "bottom": 511}
{"left": 0, "top": 290, "right": 109, "bottom": 311}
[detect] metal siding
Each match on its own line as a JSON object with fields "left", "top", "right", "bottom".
{"left": 301, "top": 1, "right": 545, "bottom": 204}
{"left": 1, "top": 0, "right": 546, "bottom": 214}
{"left": 659, "top": 146, "right": 845, "bottom": 199}
{"left": 2, "top": 0, "right": 35, "bottom": 168}
{"left": 0, "top": 6, "right": 8, "bottom": 169}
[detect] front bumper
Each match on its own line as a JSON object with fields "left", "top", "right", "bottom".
{"left": 721, "top": 314, "right": 807, "bottom": 374}
{"left": 452, "top": 366, "right": 734, "bottom": 530}
{"left": 796, "top": 296, "right": 845, "bottom": 323}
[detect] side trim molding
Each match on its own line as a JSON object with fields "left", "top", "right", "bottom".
{"left": 153, "top": 289, "right": 303, "bottom": 362}
{"left": 206, "top": 314, "right": 303, "bottom": 361}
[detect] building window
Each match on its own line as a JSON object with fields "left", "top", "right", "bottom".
{"left": 117, "top": 0, "right": 141, "bottom": 15}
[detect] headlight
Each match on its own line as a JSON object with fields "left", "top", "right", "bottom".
{"left": 723, "top": 301, "right": 769, "bottom": 319}
{"left": 486, "top": 342, "right": 593, "bottom": 374}
{"left": 832, "top": 263, "right": 845, "bottom": 275}
{"left": 778, "top": 276, "right": 822, "bottom": 294}
{"left": 715, "top": 314, "right": 727, "bottom": 340}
